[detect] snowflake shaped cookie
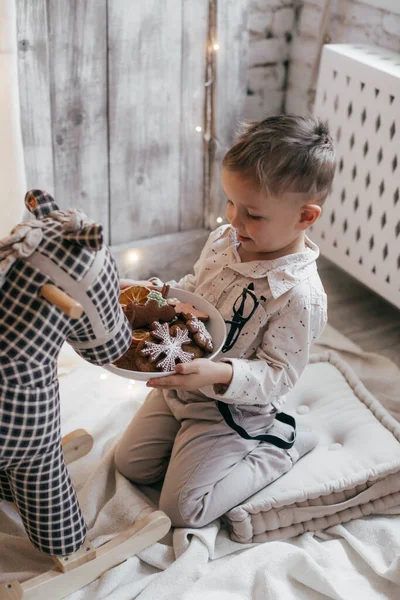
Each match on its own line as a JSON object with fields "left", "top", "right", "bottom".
{"left": 140, "top": 322, "right": 194, "bottom": 372}
{"left": 184, "top": 314, "right": 214, "bottom": 352}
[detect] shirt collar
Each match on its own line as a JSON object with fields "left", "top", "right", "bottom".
{"left": 226, "top": 227, "right": 320, "bottom": 299}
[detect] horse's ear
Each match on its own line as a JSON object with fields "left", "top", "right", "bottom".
{"left": 63, "top": 223, "right": 104, "bottom": 250}
{"left": 25, "top": 190, "right": 59, "bottom": 218}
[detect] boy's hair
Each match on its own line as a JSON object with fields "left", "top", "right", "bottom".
{"left": 222, "top": 115, "right": 336, "bottom": 205}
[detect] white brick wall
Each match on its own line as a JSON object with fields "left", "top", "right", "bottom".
{"left": 245, "top": 0, "right": 399, "bottom": 120}
{"left": 286, "top": 0, "right": 400, "bottom": 115}
{"left": 382, "top": 12, "right": 400, "bottom": 36}
{"left": 244, "top": 0, "right": 295, "bottom": 120}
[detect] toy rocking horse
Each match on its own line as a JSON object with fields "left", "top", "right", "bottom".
{"left": 0, "top": 190, "right": 170, "bottom": 600}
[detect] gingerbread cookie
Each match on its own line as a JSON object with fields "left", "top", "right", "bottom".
{"left": 134, "top": 338, "right": 162, "bottom": 372}
{"left": 170, "top": 320, "right": 188, "bottom": 332}
{"left": 124, "top": 299, "right": 175, "bottom": 329}
{"left": 146, "top": 290, "right": 168, "bottom": 307}
{"left": 114, "top": 341, "right": 140, "bottom": 371}
{"left": 182, "top": 341, "right": 205, "bottom": 359}
{"left": 139, "top": 321, "right": 194, "bottom": 372}
{"left": 183, "top": 314, "right": 214, "bottom": 352}
{"left": 169, "top": 300, "right": 209, "bottom": 321}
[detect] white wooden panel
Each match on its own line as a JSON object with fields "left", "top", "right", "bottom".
{"left": 313, "top": 44, "right": 400, "bottom": 309}
{"left": 49, "top": 0, "right": 109, "bottom": 236}
{"left": 0, "top": 0, "right": 26, "bottom": 236}
{"left": 16, "top": 0, "right": 54, "bottom": 194}
{"left": 16, "top": 1, "right": 250, "bottom": 245}
{"left": 208, "top": 0, "right": 249, "bottom": 229}
{"left": 112, "top": 228, "right": 209, "bottom": 283}
{"left": 179, "top": 0, "right": 208, "bottom": 231}
{"left": 108, "top": 0, "right": 183, "bottom": 245}
{"left": 357, "top": 0, "right": 400, "bottom": 15}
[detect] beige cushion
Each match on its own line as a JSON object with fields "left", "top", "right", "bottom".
{"left": 225, "top": 351, "right": 400, "bottom": 543}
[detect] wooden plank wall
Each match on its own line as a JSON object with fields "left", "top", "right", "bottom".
{"left": 16, "top": 0, "right": 54, "bottom": 194}
{"left": 179, "top": 1, "right": 209, "bottom": 232}
{"left": 108, "top": 0, "right": 182, "bottom": 244}
{"left": 208, "top": 0, "right": 249, "bottom": 230}
{"left": 49, "top": 0, "right": 109, "bottom": 240}
{"left": 16, "top": 1, "right": 248, "bottom": 246}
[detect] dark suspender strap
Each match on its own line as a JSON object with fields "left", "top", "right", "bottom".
{"left": 216, "top": 401, "right": 296, "bottom": 450}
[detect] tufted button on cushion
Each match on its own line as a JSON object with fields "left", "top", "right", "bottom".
{"left": 296, "top": 405, "right": 310, "bottom": 415}
{"left": 329, "top": 443, "right": 342, "bottom": 451}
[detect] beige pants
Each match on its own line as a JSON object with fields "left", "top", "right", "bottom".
{"left": 114, "top": 389, "right": 297, "bottom": 528}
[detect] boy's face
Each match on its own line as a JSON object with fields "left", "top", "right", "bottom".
{"left": 222, "top": 168, "right": 320, "bottom": 258}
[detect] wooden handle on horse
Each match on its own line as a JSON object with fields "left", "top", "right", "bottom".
{"left": 40, "top": 284, "right": 84, "bottom": 319}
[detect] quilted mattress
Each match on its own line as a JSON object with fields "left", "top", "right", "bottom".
{"left": 225, "top": 351, "right": 400, "bottom": 543}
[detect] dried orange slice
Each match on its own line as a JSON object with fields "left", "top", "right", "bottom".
{"left": 131, "top": 329, "right": 150, "bottom": 345}
{"left": 120, "top": 285, "right": 151, "bottom": 307}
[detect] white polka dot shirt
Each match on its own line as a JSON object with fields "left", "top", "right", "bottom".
{"left": 152, "top": 225, "right": 327, "bottom": 411}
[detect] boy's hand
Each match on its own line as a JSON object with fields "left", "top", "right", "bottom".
{"left": 146, "top": 359, "right": 233, "bottom": 391}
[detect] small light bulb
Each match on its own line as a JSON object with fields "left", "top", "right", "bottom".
{"left": 213, "top": 43, "right": 220, "bottom": 51}
{"left": 216, "top": 216, "right": 223, "bottom": 223}
{"left": 126, "top": 250, "right": 140, "bottom": 264}
{"left": 195, "top": 126, "right": 202, "bottom": 132}
{"left": 100, "top": 373, "right": 108, "bottom": 380}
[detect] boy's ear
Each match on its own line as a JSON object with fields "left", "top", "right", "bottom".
{"left": 296, "top": 204, "right": 321, "bottom": 230}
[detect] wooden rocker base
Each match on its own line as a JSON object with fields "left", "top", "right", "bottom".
{"left": 62, "top": 428, "right": 94, "bottom": 465}
{"left": 0, "top": 511, "right": 171, "bottom": 600}
{"left": 1, "top": 430, "right": 172, "bottom": 600}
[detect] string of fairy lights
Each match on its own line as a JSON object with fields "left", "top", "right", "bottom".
{"left": 124, "top": 37, "right": 224, "bottom": 271}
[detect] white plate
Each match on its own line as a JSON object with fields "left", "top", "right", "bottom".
{"left": 103, "top": 288, "right": 227, "bottom": 381}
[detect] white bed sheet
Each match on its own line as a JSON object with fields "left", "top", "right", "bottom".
{"left": 0, "top": 324, "right": 399, "bottom": 600}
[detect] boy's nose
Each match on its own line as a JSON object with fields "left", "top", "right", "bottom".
{"left": 230, "top": 214, "right": 243, "bottom": 231}
{"left": 228, "top": 207, "right": 241, "bottom": 230}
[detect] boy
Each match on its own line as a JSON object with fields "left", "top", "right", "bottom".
{"left": 115, "top": 115, "right": 336, "bottom": 529}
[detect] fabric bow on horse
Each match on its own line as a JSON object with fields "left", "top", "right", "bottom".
{"left": 0, "top": 221, "right": 44, "bottom": 287}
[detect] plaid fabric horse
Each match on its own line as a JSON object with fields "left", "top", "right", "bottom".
{"left": 0, "top": 190, "right": 131, "bottom": 555}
